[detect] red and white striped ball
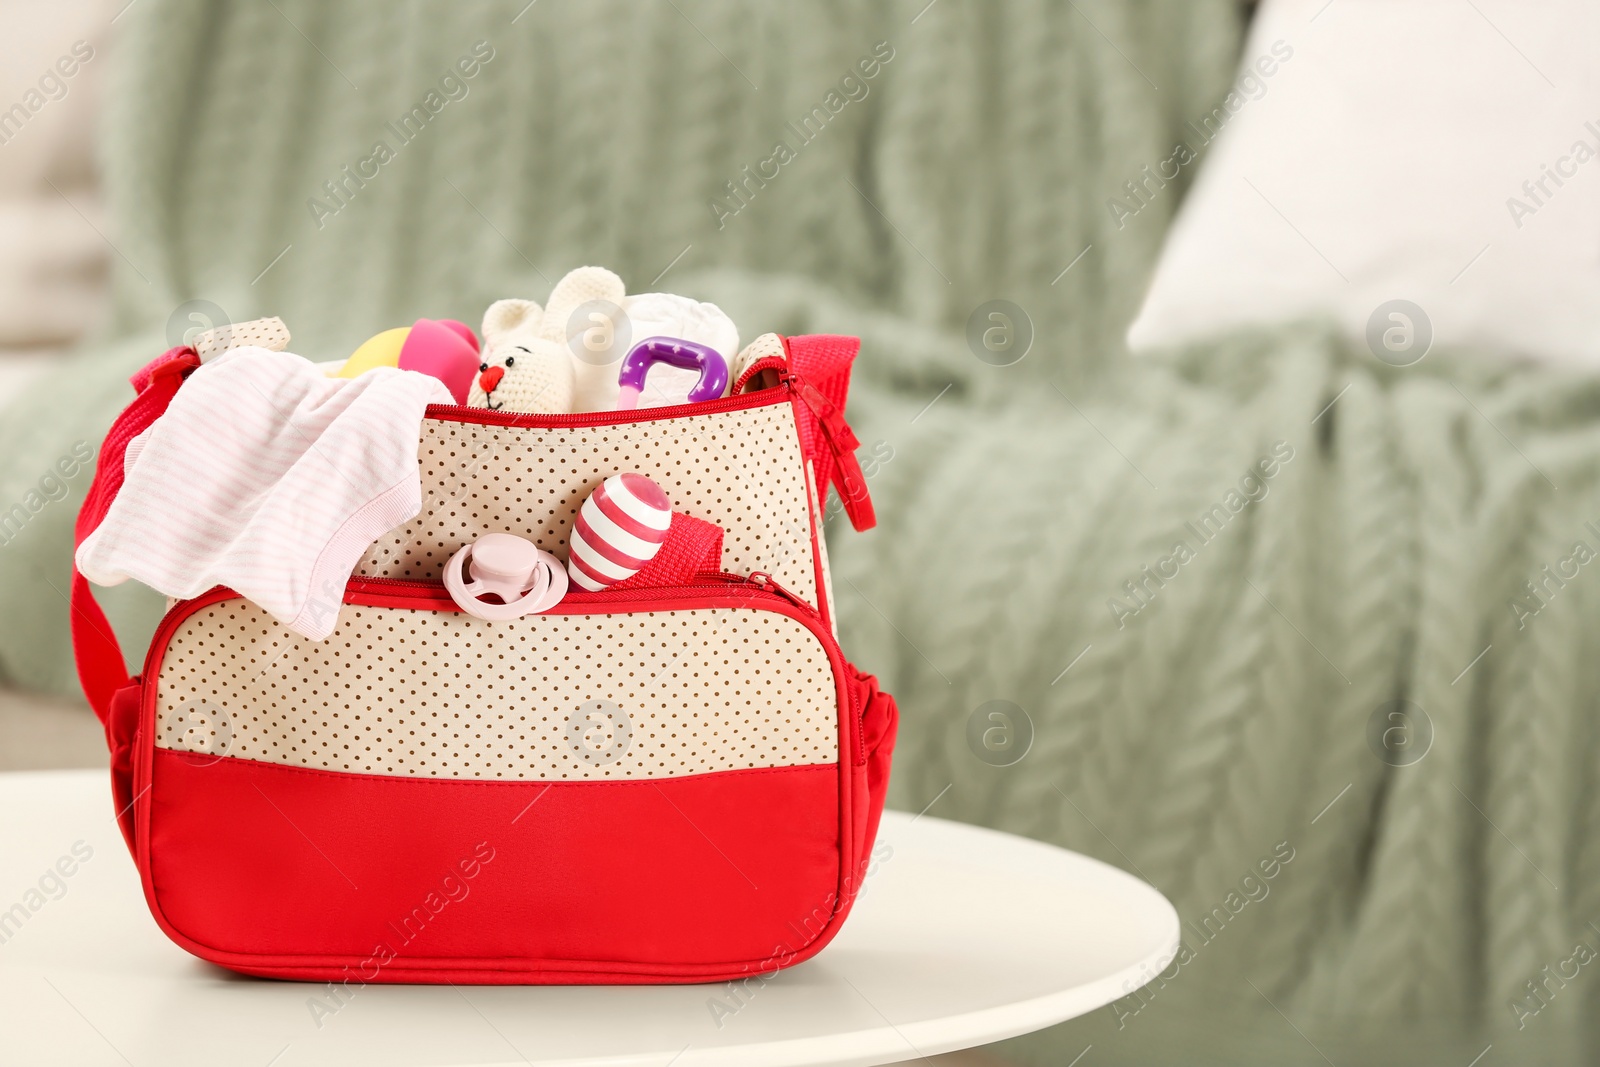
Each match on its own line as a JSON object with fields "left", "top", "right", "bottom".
{"left": 568, "top": 473, "right": 673, "bottom": 591}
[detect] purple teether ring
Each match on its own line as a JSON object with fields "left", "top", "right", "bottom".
{"left": 617, "top": 336, "right": 729, "bottom": 409}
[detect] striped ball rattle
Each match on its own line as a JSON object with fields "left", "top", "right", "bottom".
{"left": 568, "top": 473, "right": 673, "bottom": 591}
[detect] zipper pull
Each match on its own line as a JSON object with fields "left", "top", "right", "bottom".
{"left": 702, "top": 569, "right": 810, "bottom": 609}
{"left": 783, "top": 370, "right": 877, "bottom": 532}
{"left": 745, "top": 571, "right": 807, "bottom": 608}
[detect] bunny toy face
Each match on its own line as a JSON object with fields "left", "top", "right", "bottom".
{"left": 468, "top": 267, "right": 633, "bottom": 415}
{"left": 468, "top": 299, "right": 574, "bottom": 414}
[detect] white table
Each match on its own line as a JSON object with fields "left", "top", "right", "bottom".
{"left": 0, "top": 770, "right": 1177, "bottom": 1066}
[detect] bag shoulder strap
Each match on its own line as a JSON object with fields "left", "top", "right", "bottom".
{"left": 72, "top": 346, "right": 200, "bottom": 726}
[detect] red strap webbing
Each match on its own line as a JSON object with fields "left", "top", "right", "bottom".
{"left": 72, "top": 347, "right": 200, "bottom": 726}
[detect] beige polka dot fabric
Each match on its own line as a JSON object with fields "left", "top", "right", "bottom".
{"left": 731, "top": 332, "right": 787, "bottom": 383}
{"left": 190, "top": 316, "right": 291, "bottom": 359}
{"left": 154, "top": 597, "right": 841, "bottom": 780}
{"left": 356, "top": 402, "right": 821, "bottom": 609}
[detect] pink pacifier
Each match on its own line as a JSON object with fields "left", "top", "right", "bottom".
{"left": 443, "top": 533, "right": 568, "bottom": 620}
{"left": 616, "top": 336, "right": 729, "bottom": 409}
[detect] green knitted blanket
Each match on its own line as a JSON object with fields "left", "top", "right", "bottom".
{"left": 3, "top": 2, "right": 1597, "bottom": 1063}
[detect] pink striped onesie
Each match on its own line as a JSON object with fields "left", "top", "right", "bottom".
{"left": 75, "top": 346, "right": 450, "bottom": 639}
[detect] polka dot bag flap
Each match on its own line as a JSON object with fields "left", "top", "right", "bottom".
{"left": 70, "top": 335, "right": 899, "bottom": 984}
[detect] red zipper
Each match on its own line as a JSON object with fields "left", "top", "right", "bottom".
{"left": 424, "top": 386, "right": 783, "bottom": 429}
{"left": 343, "top": 570, "right": 808, "bottom": 610}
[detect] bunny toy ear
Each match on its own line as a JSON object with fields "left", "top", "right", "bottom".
{"left": 539, "top": 266, "right": 627, "bottom": 344}
{"left": 482, "top": 298, "right": 543, "bottom": 343}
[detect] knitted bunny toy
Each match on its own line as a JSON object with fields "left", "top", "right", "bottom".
{"left": 469, "top": 267, "right": 628, "bottom": 414}
{"left": 469, "top": 305, "right": 572, "bottom": 414}
{"left": 471, "top": 266, "right": 740, "bottom": 414}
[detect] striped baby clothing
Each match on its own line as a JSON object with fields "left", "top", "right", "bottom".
{"left": 75, "top": 346, "right": 449, "bottom": 639}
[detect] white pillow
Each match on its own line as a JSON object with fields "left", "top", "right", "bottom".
{"left": 1127, "top": 0, "right": 1600, "bottom": 366}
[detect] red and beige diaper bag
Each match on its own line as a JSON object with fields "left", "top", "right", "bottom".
{"left": 70, "top": 332, "right": 897, "bottom": 984}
